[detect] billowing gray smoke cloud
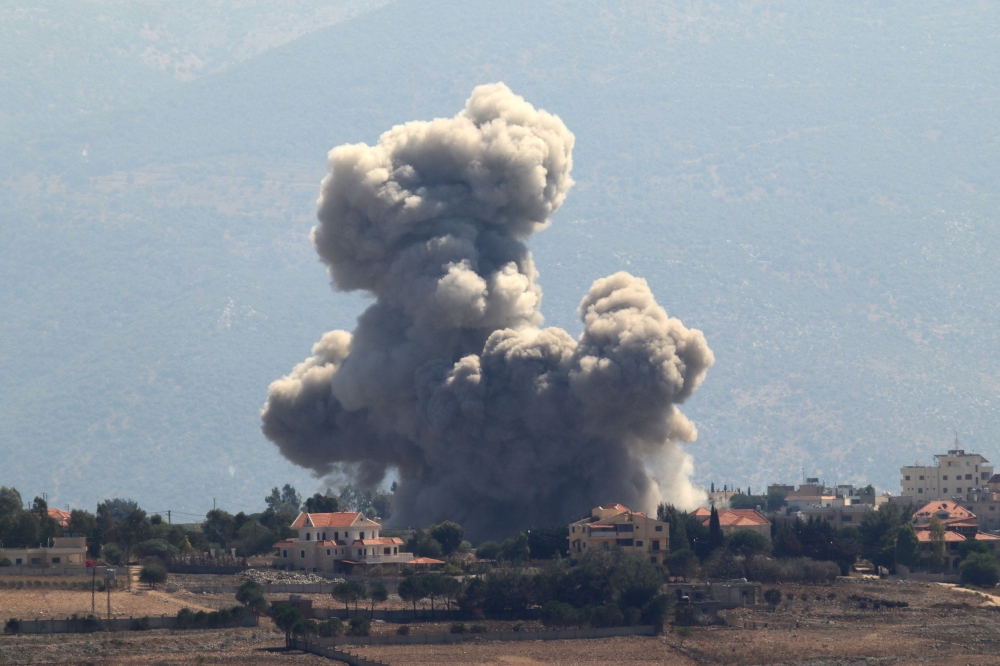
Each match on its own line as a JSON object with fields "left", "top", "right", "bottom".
{"left": 262, "top": 83, "right": 714, "bottom": 540}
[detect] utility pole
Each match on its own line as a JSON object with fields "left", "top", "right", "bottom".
{"left": 91, "top": 567, "right": 96, "bottom": 614}
{"left": 167, "top": 510, "right": 171, "bottom": 525}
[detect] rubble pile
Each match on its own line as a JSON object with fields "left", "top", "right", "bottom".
{"left": 240, "top": 569, "right": 336, "bottom": 585}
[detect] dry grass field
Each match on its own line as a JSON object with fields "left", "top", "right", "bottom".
{"left": 3, "top": 575, "right": 1000, "bottom": 664}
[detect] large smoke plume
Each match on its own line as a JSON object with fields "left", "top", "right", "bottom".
{"left": 262, "top": 84, "right": 714, "bottom": 540}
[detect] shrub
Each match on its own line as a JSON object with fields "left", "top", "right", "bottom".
{"left": 450, "top": 622, "right": 467, "bottom": 634}
{"left": 442, "top": 563, "right": 464, "bottom": 576}
{"left": 475, "top": 541, "right": 501, "bottom": 560}
{"left": 347, "top": 616, "right": 370, "bottom": 637}
{"left": 746, "top": 555, "right": 783, "bottom": 583}
{"left": 541, "top": 601, "right": 580, "bottom": 629}
{"left": 763, "top": 588, "right": 782, "bottom": 610}
{"left": 0, "top": 558, "right": 11, "bottom": 567}
{"left": 4, "top": 618, "right": 20, "bottom": 634}
{"left": 396, "top": 624, "right": 411, "bottom": 635}
{"left": 961, "top": 552, "right": 1000, "bottom": 587}
{"left": 586, "top": 603, "right": 624, "bottom": 628}
{"left": 130, "top": 616, "right": 150, "bottom": 631}
{"left": 470, "top": 623, "right": 488, "bottom": 633}
{"left": 317, "top": 618, "right": 343, "bottom": 637}
{"left": 139, "top": 564, "right": 167, "bottom": 589}
{"left": 512, "top": 620, "right": 524, "bottom": 632}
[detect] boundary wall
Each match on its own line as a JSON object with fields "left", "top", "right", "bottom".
{"left": 8, "top": 614, "right": 257, "bottom": 635}
{"left": 0, "top": 566, "right": 125, "bottom": 577}
{"left": 305, "top": 624, "right": 655, "bottom": 648}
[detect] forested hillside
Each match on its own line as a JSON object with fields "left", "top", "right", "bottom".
{"left": 2, "top": 0, "right": 999, "bottom": 515}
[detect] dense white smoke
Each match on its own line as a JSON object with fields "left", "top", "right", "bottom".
{"left": 261, "top": 84, "right": 714, "bottom": 539}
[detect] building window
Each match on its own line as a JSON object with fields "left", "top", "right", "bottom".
{"left": 957, "top": 488, "right": 962, "bottom": 493}
{"left": 655, "top": 526, "right": 663, "bottom": 532}
{"left": 384, "top": 547, "right": 391, "bottom": 555}
{"left": 617, "top": 524, "right": 633, "bottom": 532}
{"left": 322, "top": 532, "right": 327, "bottom": 540}
{"left": 943, "top": 476, "right": 948, "bottom": 480}
{"left": 616, "top": 538, "right": 634, "bottom": 547}
{"left": 15, "top": 558, "right": 22, "bottom": 565}
{"left": 335, "top": 532, "right": 339, "bottom": 540}
{"left": 358, "top": 549, "right": 363, "bottom": 558}
{"left": 283, "top": 550, "right": 288, "bottom": 558}
{"left": 31, "top": 558, "right": 41, "bottom": 564}
{"left": 652, "top": 540, "right": 660, "bottom": 551}
{"left": 636, "top": 541, "right": 644, "bottom": 547}
{"left": 943, "top": 488, "right": 948, "bottom": 493}
{"left": 841, "top": 515, "right": 852, "bottom": 522}
{"left": 991, "top": 506, "right": 996, "bottom": 511}
{"left": 984, "top": 473, "right": 991, "bottom": 480}
{"left": 360, "top": 532, "right": 365, "bottom": 539}
{"left": 905, "top": 476, "right": 911, "bottom": 481}
{"left": 306, "top": 533, "right": 311, "bottom": 541}
{"left": 327, "top": 549, "right": 331, "bottom": 556}
{"left": 918, "top": 488, "right": 923, "bottom": 493}
{"left": 966, "top": 474, "right": 973, "bottom": 480}
{"left": 919, "top": 475, "right": 924, "bottom": 480}
{"left": 52, "top": 557, "right": 61, "bottom": 564}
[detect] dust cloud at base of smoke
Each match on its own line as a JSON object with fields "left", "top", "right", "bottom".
{"left": 261, "top": 83, "right": 714, "bottom": 540}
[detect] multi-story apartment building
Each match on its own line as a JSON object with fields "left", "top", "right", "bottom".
{"left": 273, "top": 511, "right": 408, "bottom": 573}
{"left": 568, "top": 504, "right": 670, "bottom": 565}
{"left": 900, "top": 449, "right": 993, "bottom": 501}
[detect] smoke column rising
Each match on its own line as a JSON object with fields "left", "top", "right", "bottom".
{"left": 261, "top": 84, "right": 714, "bottom": 539}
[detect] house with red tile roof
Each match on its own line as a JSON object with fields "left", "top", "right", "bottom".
{"left": 568, "top": 504, "right": 669, "bottom": 565}
{"left": 47, "top": 508, "right": 71, "bottom": 528}
{"left": 692, "top": 507, "right": 771, "bottom": 541}
{"left": 273, "top": 512, "right": 407, "bottom": 573}
{"left": 911, "top": 501, "right": 1000, "bottom": 572}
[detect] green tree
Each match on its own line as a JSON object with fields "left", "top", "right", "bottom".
{"left": 397, "top": 575, "right": 427, "bottom": 614}
{"left": 499, "top": 533, "right": 530, "bottom": 563}
{"left": 406, "top": 529, "right": 443, "bottom": 558}
{"left": 527, "top": 525, "right": 569, "bottom": 559}
{"left": 727, "top": 530, "right": 772, "bottom": 560}
{"left": 610, "top": 554, "right": 664, "bottom": 615}
{"left": 202, "top": 509, "right": 235, "bottom": 548}
{"left": 708, "top": 507, "right": 725, "bottom": 552}
{"left": 420, "top": 574, "right": 449, "bottom": 618}
{"left": 894, "top": 523, "right": 920, "bottom": 568}
{"left": 302, "top": 493, "right": 339, "bottom": 513}
{"left": 475, "top": 541, "right": 501, "bottom": 560}
{"left": 763, "top": 588, "right": 782, "bottom": 611}
{"left": 269, "top": 604, "right": 305, "bottom": 647}
{"left": 367, "top": 581, "right": 388, "bottom": 618}
{"left": 665, "top": 549, "right": 699, "bottom": 580}
{"left": 332, "top": 580, "right": 366, "bottom": 614}
{"left": 929, "top": 516, "right": 947, "bottom": 573}
{"left": 859, "top": 502, "right": 906, "bottom": 569}
{"left": 139, "top": 563, "right": 167, "bottom": 589}
{"left": 961, "top": 552, "right": 1000, "bottom": 587}
{"left": 0, "top": 487, "right": 22, "bottom": 517}
{"left": 429, "top": 521, "right": 465, "bottom": 556}
{"left": 236, "top": 580, "right": 268, "bottom": 614}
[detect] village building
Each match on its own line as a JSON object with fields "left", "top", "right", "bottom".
{"left": 568, "top": 504, "right": 670, "bottom": 565}
{"left": 691, "top": 507, "right": 771, "bottom": 540}
{"left": 910, "top": 501, "right": 1000, "bottom": 572}
{"left": 0, "top": 536, "right": 88, "bottom": 567}
{"left": 272, "top": 512, "right": 409, "bottom": 573}
{"left": 900, "top": 448, "right": 993, "bottom": 502}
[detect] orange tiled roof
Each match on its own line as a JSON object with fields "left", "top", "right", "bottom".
{"left": 318, "top": 540, "right": 348, "bottom": 546}
{"left": 696, "top": 508, "right": 770, "bottom": 527}
{"left": 976, "top": 533, "right": 1000, "bottom": 541}
{"left": 915, "top": 530, "right": 966, "bottom": 542}
{"left": 912, "top": 501, "right": 976, "bottom": 523}
{"left": 291, "top": 512, "right": 365, "bottom": 529}
{"left": 47, "top": 508, "right": 71, "bottom": 526}
{"left": 273, "top": 540, "right": 295, "bottom": 547}
{"left": 354, "top": 537, "right": 404, "bottom": 546}
{"left": 406, "top": 557, "right": 444, "bottom": 565}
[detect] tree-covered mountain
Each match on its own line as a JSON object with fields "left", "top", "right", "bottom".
{"left": 2, "top": 0, "right": 999, "bottom": 516}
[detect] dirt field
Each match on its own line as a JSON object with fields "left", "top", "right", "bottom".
{"left": 4, "top": 576, "right": 1000, "bottom": 664}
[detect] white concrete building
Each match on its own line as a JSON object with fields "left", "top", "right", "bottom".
{"left": 272, "top": 512, "right": 409, "bottom": 573}
{"left": 901, "top": 449, "right": 993, "bottom": 501}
